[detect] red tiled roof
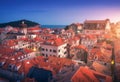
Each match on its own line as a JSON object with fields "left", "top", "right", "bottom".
{"left": 90, "top": 48, "right": 99, "bottom": 53}
{"left": 0, "top": 58, "right": 6, "bottom": 62}
{"left": 86, "top": 34, "right": 97, "bottom": 39}
{"left": 28, "top": 27, "right": 40, "bottom": 31}
{"left": 71, "top": 66, "right": 99, "bottom": 82}
{"left": 71, "top": 66, "right": 112, "bottom": 82}
{"left": 0, "top": 54, "right": 75, "bottom": 76}
{"left": 19, "top": 37, "right": 29, "bottom": 41}
{"left": 84, "top": 19, "right": 108, "bottom": 23}
{"left": 103, "top": 34, "right": 112, "bottom": 39}
{"left": 0, "top": 47, "right": 14, "bottom": 56}
{"left": 72, "top": 36, "right": 80, "bottom": 41}
{"left": 54, "top": 38, "right": 65, "bottom": 46}
{"left": 18, "top": 60, "right": 33, "bottom": 75}
{"left": 24, "top": 48, "right": 33, "bottom": 53}
{"left": 75, "top": 45, "right": 88, "bottom": 52}
{"left": 42, "top": 38, "right": 65, "bottom": 46}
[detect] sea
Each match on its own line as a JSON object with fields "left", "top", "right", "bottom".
{"left": 41, "top": 25, "right": 67, "bottom": 29}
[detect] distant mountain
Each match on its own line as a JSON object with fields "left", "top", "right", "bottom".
{"left": 0, "top": 19, "right": 40, "bottom": 28}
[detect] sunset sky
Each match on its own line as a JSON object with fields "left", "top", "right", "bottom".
{"left": 0, "top": 0, "right": 120, "bottom": 25}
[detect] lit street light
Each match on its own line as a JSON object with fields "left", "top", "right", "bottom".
{"left": 33, "top": 47, "right": 37, "bottom": 52}
{"left": 111, "top": 42, "right": 116, "bottom": 82}
{"left": 111, "top": 60, "right": 114, "bottom": 65}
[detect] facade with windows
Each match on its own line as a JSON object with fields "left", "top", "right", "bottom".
{"left": 83, "top": 19, "right": 111, "bottom": 34}
{"left": 80, "top": 35, "right": 97, "bottom": 49}
{"left": 40, "top": 39, "right": 67, "bottom": 58}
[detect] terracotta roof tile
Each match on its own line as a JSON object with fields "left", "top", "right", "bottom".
{"left": 71, "top": 66, "right": 112, "bottom": 82}
{"left": 75, "top": 45, "right": 88, "bottom": 52}
{"left": 85, "top": 19, "right": 107, "bottom": 23}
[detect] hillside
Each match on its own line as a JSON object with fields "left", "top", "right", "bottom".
{"left": 0, "top": 19, "right": 40, "bottom": 28}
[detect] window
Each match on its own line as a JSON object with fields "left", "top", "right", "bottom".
{"left": 104, "top": 63, "right": 107, "bottom": 66}
{"left": 8, "top": 65, "right": 12, "bottom": 69}
{"left": 58, "top": 50, "right": 60, "bottom": 52}
{"left": 64, "top": 52, "right": 67, "bottom": 54}
{"left": 64, "top": 47, "right": 66, "bottom": 49}
{"left": 42, "top": 53, "right": 45, "bottom": 56}
{"left": 46, "top": 49, "right": 48, "bottom": 51}
{"left": 50, "top": 49, "right": 52, "bottom": 52}
{"left": 8, "top": 64, "right": 14, "bottom": 70}
{"left": 53, "top": 50, "right": 56, "bottom": 53}
{"left": 42, "top": 48, "right": 44, "bottom": 51}
{"left": 58, "top": 55, "right": 60, "bottom": 57}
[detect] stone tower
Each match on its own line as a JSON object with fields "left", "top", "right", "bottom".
{"left": 20, "top": 21, "right": 28, "bottom": 35}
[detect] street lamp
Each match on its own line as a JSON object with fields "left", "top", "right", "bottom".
{"left": 33, "top": 47, "right": 37, "bottom": 52}
{"left": 111, "top": 60, "right": 114, "bottom": 65}
{"left": 110, "top": 42, "right": 116, "bottom": 82}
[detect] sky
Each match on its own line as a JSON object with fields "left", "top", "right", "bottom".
{"left": 0, "top": 0, "right": 120, "bottom": 25}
